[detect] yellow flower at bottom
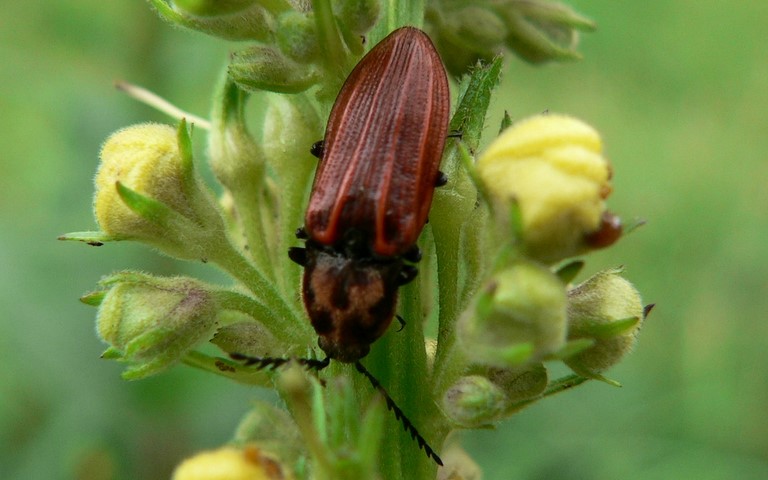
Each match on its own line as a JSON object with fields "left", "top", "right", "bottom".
{"left": 477, "top": 114, "right": 613, "bottom": 263}
{"left": 172, "top": 445, "right": 291, "bottom": 480}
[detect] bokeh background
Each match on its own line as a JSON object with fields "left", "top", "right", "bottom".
{"left": 2, "top": 1, "right": 767, "bottom": 479}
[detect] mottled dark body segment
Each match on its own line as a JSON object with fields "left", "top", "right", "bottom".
{"left": 300, "top": 241, "right": 403, "bottom": 362}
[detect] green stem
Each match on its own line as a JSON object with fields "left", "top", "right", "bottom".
{"left": 313, "top": 0, "right": 349, "bottom": 80}
{"left": 209, "top": 240, "right": 304, "bottom": 325}
{"left": 213, "top": 289, "right": 309, "bottom": 344}
{"left": 431, "top": 216, "right": 465, "bottom": 396}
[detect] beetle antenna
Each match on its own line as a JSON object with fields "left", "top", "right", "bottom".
{"left": 354, "top": 361, "right": 443, "bottom": 466}
{"left": 229, "top": 353, "right": 331, "bottom": 372}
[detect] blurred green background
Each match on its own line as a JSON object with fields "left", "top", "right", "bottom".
{"left": 2, "top": 1, "right": 766, "bottom": 479}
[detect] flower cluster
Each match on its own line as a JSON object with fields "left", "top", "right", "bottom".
{"left": 61, "top": 1, "right": 649, "bottom": 479}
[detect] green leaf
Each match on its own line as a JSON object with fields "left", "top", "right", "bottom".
{"left": 450, "top": 56, "right": 503, "bottom": 152}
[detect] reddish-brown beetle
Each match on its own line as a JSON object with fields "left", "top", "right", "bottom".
{"left": 290, "top": 26, "right": 450, "bottom": 364}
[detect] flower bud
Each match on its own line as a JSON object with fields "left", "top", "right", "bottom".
{"left": 564, "top": 269, "right": 644, "bottom": 376}
{"left": 276, "top": 11, "right": 320, "bottom": 63}
{"left": 149, "top": 0, "right": 273, "bottom": 41}
{"left": 458, "top": 260, "right": 567, "bottom": 367}
{"left": 229, "top": 45, "right": 319, "bottom": 94}
{"left": 208, "top": 80, "right": 266, "bottom": 195}
{"left": 442, "top": 375, "right": 506, "bottom": 427}
{"left": 425, "top": 6, "right": 501, "bottom": 77}
{"left": 94, "top": 272, "right": 219, "bottom": 379}
{"left": 172, "top": 445, "right": 291, "bottom": 480}
{"left": 332, "top": 0, "right": 380, "bottom": 35}
{"left": 95, "top": 123, "right": 228, "bottom": 261}
{"left": 499, "top": 0, "right": 596, "bottom": 64}
{"left": 477, "top": 114, "right": 615, "bottom": 263}
{"left": 439, "top": 6, "right": 507, "bottom": 53}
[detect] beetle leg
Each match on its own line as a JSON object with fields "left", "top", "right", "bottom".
{"left": 310, "top": 140, "right": 324, "bottom": 159}
{"left": 288, "top": 247, "right": 307, "bottom": 266}
{"left": 398, "top": 265, "right": 418, "bottom": 285}
{"left": 403, "top": 245, "right": 422, "bottom": 263}
{"left": 435, "top": 171, "right": 448, "bottom": 187}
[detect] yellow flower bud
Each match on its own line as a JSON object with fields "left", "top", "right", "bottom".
{"left": 172, "top": 445, "right": 291, "bottom": 480}
{"left": 477, "top": 114, "right": 614, "bottom": 263}
{"left": 564, "top": 269, "right": 645, "bottom": 376}
{"left": 95, "top": 272, "right": 219, "bottom": 379}
{"left": 442, "top": 375, "right": 506, "bottom": 427}
{"left": 95, "top": 122, "right": 226, "bottom": 260}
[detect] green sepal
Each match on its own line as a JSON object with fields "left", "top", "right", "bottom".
{"left": 570, "top": 368, "right": 622, "bottom": 388}
{"left": 496, "top": 342, "right": 535, "bottom": 366}
{"left": 115, "top": 181, "right": 176, "bottom": 225}
{"left": 80, "top": 290, "right": 106, "bottom": 306}
{"left": 123, "top": 328, "right": 173, "bottom": 359}
{"left": 176, "top": 119, "right": 194, "bottom": 183}
{"left": 507, "top": 198, "right": 525, "bottom": 246}
{"left": 623, "top": 217, "right": 647, "bottom": 236}
{"left": 57, "top": 231, "right": 118, "bottom": 245}
{"left": 499, "top": 110, "right": 513, "bottom": 133}
{"left": 578, "top": 316, "right": 641, "bottom": 339}
{"left": 555, "top": 260, "right": 585, "bottom": 284}
{"left": 172, "top": 0, "right": 259, "bottom": 16}
{"left": 147, "top": 0, "right": 275, "bottom": 41}
{"left": 549, "top": 338, "right": 595, "bottom": 360}
{"left": 100, "top": 346, "right": 123, "bottom": 360}
{"left": 122, "top": 360, "right": 165, "bottom": 381}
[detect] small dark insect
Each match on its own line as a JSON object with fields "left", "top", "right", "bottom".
{"left": 236, "top": 27, "right": 450, "bottom": 466}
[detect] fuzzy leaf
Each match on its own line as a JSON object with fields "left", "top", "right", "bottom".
{"left": 450, "top": 56, "right": 503, "bottom": 151}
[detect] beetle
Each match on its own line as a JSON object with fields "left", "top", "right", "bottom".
{"left": 289, "top": 26, "right": 451, "bottom": 364}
